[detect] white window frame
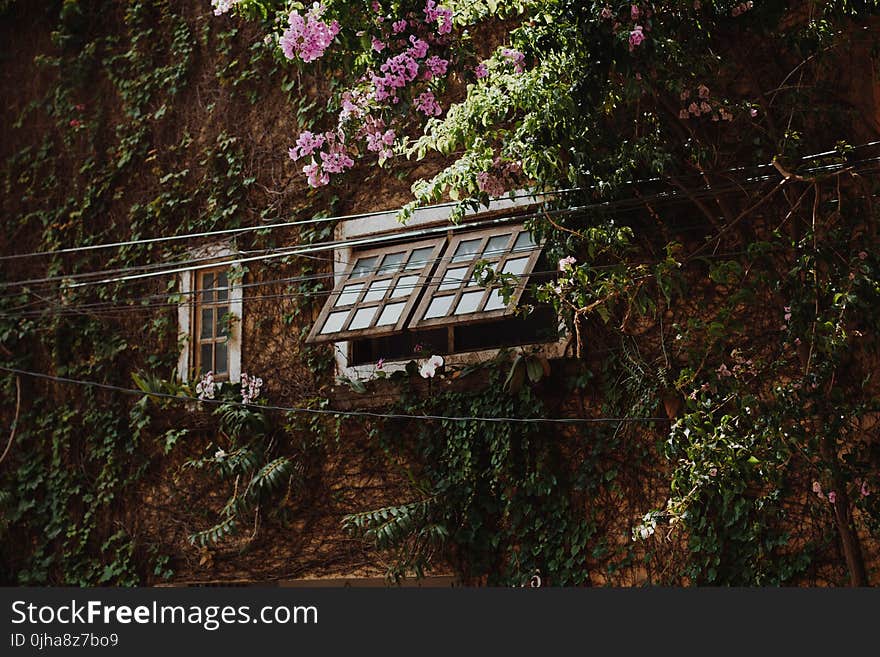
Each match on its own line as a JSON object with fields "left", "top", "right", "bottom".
{"left": 177, "top": 244, "right": 243, "bottom": 384}
{"left": 331, "top": 194, "right": 568, "bottom": 381}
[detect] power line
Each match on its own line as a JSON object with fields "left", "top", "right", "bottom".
{"left": 0, "top": 188, "right": 564, "bottom": 262}
{"left": 3, "top": 140, "right": 876, "bottom": 262}
{"left": 0, "top": 366, "right": 670, "bottom": 425}
{"left": 1, "top": 155, "right": 875, "bottom": 299}
{"left": 0, "top": 245, "right": 772, "bottom": 320}
{"left": 0, "top": 171, "right": 779, "bottom": 292}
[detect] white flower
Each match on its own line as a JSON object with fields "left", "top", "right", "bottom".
{"left": 558, "top": 255, "right": 577, "bottom": 271}
{"left": 419, "top": 354, "right": 444, "bottom": 378}
{"left": 196, "top": 371, "right": 216, "bottom": 400}
{"left": 215, "top": 449, "right": 227, "bottom": 460}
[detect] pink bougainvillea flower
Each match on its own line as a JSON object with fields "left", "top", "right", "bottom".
{"left": 303, "top": 161, "right": 329, "bottom": 187}
{"left": 474, "top": 62, "right": 488, "bottom": 79}
{"left": 828, "top": 491, "right": 837, "bottom": 504}
{"left": 407, "top": 35, "right": 429, "bottom": 59}
{"left": 861, "top": 481, "right": 871, "bottom": 497}
{"left": 630, "top": 5, "right": 640, "bottom": 20}
{"left": 425, "top": 55, "right": 449, "bottom": 78}
{"left": 424, "top": 1, "right": 453, "bottom": 35}
{"left": 477, "top": 171, "right": 506, "bottom": 197}
{"left": 628, "top": 25, "right": 645, "bottom": 50}
{"left": 501, "top": 48, "right": 526, "bottom": 73}
{"left": 280, "top": 4, "right": 340, "bottom": 63}
{"left": 812, "top": 481, "right": 822, "bottom": 494}
{"left": 414, "top": 90, "right": 442, "bottom": 116}
{"left": 288, "top": 130, "right": 326, "bottom": 161}
{"left": 392, "top": 19, "right": 407, "bottom": 34}
{"left": 371, "top": 36, "right": 386, "bottom": 52}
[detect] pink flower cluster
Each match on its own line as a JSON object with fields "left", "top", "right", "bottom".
{"left": 678, "top": 86, "right": 734, "bottom": 122}
{"left": 414, "top": 90, "right": 442, "bottom": 116}
{"left": 280, "top": 4, "right": 340, "bottom": 63}
{"left": 425, "top": 55, "right": 449, "bottom": 79}
{"left": 290, "top": 130, "right": 354, "bottom": 187}
{"left": 476, "top": 158, "right": 522, "bottom": 197}
{"left": 424, "top": 0, "right": 453, "bottom": 35}
{"left": 474, "top": 62, "right": 488, "bottom": 79}
{"left": 365, "top": 123, "right": 396, "bottom": 160}
{"left": 374, "top": 51, "right": 421, "bottom": 101}
{"left": 288, "top": 130, "right": 325, "bottom": 160}
{"left": 287, "top": 1, "right": 455, "bottom": 187}
{"left": 629, "top": 25, "right": 645, "bottom": 51}
{"left": 731, "top": 1, "right": 754, "bottom": 17}
{"left": 501, "top": 48, "right": 526, "bottom": 73}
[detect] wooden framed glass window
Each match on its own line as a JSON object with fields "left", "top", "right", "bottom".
{"left": 194, "top": 268, "right": 231, "bottom": 379}
{"left": 409, "top": 225, "right": 542, "bottom": 329}
{"left": 306, "top": 237, "right": 446, "bottom": 344}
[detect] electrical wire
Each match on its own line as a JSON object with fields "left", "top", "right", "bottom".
{"left": 0, "top": 169, "right": 781, "bottom": 292}
{"left": 2, "top": 139, "right": 876, "bottom": 262}
{"left": 0, "top": 365, "right": 670, "bottom": 425}
{"left": 0, "top": 155, "right": 875, "bottom": 307}
{"left": 0, "top": 243, "right": 776, "bottom": 320}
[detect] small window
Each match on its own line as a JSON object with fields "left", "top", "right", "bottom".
{"left": 194, "top": 268, "right": 232, "bottom": 379}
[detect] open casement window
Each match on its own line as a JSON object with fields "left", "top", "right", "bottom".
{"left": 307, "top": 223, "right": 547, "bottom": 352}
{"left": 306, "top": 238, "right": 445, "bottom": 343}
{"left": 409, "top": 225, "right": 540, "bottom": 329}
{"left": 194, "top": 268, "right": 232, "bottom": 380}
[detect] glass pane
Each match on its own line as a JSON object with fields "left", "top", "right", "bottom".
{"left": 349, "top": 307, "right": 377, "bottom": 330}
{"left": 217, "top": 307, "right": 229, "bottom": 336}
{"left": 451, "top": 238, "right": 482, "bottom": 263}
{"left": 501, "top": 257, "right": 530, "bottom": 276}
{"left": 483, "top": 234, "right": 511, "bottom": 258}
{"left": 201, "top": 273, "right": 214, "bottom": 303}
{"left": 215, "top": 340, "right": 228, "bottom": 374}
{"left": 376, "top": 302, "right": 406, "bottom": 326}
{"left": 485, "top": 289, "right": 507, "bottom": 311}
{"left": 216, "top": 272, "right": 228, "bottom": 302}
{"left": 392, "top": 275, "right": 419, "bottom": 298}
{"left": 406, "top": 246, "right": 434, "bottom": 270}
{"left": 320, "top": 310, "right": 349, "bottom": 334}
{"left": 199, "top": 343, "right": 213, "bottom": 374}
{"left": 424, "top": 295, "right": 453, "bottom": 319}
{"left": 363, "top": 279, "right": 392, "bottom": 303}
{"left": 439, "top": 267, "right": 468, "bottom": 291}
{"left": 335, "top": 283, "right": 364, "bottom": 307}
{"left": 351, "top": 256, "right": 379, "bottom": 278}
{"left": 200, "top": 308, "right": 214, "bottom": 339}
{"left": 378, "top": 251, "right": 406, "bottom": 273}
{"left": 513, "top": 231, "right": 536, "bottom": 253}
{"left": 454, "top": 290, "right": 484, "bottom": 315}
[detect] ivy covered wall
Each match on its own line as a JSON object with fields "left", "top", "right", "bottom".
{"left": 2, "top": 0, "right": 880, "bottom": 587}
